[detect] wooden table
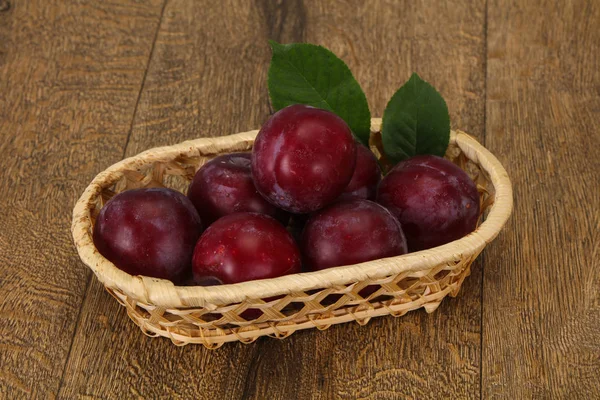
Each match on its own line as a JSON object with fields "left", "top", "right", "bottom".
{"left": 1, "top": 0, "right": 598, "bottom": 398}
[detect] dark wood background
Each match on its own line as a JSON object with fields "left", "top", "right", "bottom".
{"left": 1, "top": 0, "right": 598, "bottom": 398}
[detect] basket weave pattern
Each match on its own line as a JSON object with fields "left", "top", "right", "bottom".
{"left": 72, "top": 119, "right": 512, "bottom": 347}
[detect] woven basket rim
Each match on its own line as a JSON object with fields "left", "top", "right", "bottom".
{"left": 72, "top": 118, "right": 513, "bottom": 308}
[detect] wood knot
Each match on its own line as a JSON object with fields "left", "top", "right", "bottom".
{"left": 0, "top": 1, "right": 10, "bottom": 12}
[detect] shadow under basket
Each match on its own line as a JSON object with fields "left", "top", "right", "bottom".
{"left": 72, "top": 118, "right": 513, "bottom": 348}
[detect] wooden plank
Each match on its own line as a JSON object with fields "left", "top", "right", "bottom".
{"left": 0, "top": 0, "right": 165, "bottom": 398}
{"left": 244, "top": 1, "right": 487, "bottom": 398}
{"left": 483, "top": 0, "right": 600, "bottom": 397}
{"left": 58, "top": 1, "right": 276, "bottom": 398}
{"left": 59, "top": 1, "right": 487, "bottom": 399}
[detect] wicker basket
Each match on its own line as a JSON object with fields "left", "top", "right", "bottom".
{"left": 72, "top": 118, "right": 512, "bottom": 348}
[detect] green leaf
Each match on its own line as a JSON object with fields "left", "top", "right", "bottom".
{"left": 381, "top": 73, "right": 450, "bottom": 163}
{"left": 268, "top": 41, "right": 371, "bottom": 146}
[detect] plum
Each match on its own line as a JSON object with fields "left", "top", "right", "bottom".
{"left": 301, "top": 199, "right": 408, "bottom": 271}
{"left": 93, "top": 188, "right": 203, "bottom": 283}
{"left": 338, "top": 143, "right": 381, "bottom": 201}
{"left": 192, "top": 212, "right": 301, "bottom": 284}
{"left": 377, "top": 155, "right": 480, "bottom": 252}
{"left": 187, "top": 152, "right": 287, "bottom": 225}
{"left": 251, "top": 104, "right": 356, "bottom": 213}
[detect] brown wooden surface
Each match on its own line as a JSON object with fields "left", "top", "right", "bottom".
{"left": 0, "top": 0, "right": 597, "bottom": 399}
{"left": 483, "top": 0, "right": 600, "bottom": 398}
{"left": 0, "top": 0, "right": 165, "bottom": 398}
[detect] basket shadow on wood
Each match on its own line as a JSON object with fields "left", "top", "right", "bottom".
{"left": 72, "top": 119, "right": 512, "bottom": 348}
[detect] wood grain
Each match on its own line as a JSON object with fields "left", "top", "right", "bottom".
{"left": 0, "top": 0, "right": 165, "bottom": 398}
{"left": 4, "top": 0, "right": 597, "bottom": 398}
{"left": 58, "top": 1, "right": 274, "bottom": 398}
{"left": 483, "top": 0, "right": 600, "bottom": 397}
{"left": 243, "top": 1, "right": 487, "bottom": 399}
{"left": 58, "top": 0, "right": 487, "bottom": 399}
